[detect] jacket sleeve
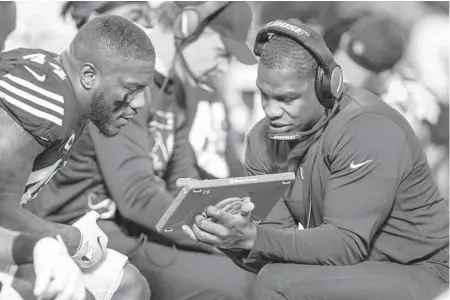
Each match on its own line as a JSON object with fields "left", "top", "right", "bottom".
{"left": 89, "top": 107, "right": 174, "bottom": 229}
{"left": 246, "top": 113, "right": 411, "bottom": 265}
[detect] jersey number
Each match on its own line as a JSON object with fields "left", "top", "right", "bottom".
{"left": 22, "top": 53, "right": 67, "bottom": 81}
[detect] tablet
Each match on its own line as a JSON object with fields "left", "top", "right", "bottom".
{"left": 155, "top": 172, "right": 295, "bottom": 233}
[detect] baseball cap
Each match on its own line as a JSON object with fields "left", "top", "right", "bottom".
{"left": 176, "top": 1, "right": 257, "bottom": 65}
{"left": 345, "top": 15, "right": 406, "bottom": 73}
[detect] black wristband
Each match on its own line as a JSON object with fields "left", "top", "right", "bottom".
{"left": 12, "top": 233, "right": 41, "bottom": 265}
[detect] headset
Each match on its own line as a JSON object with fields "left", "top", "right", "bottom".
{"left": 173, "top": 2, "right": 230, "bottom": 48}
{"left": 254, "top": 20, "right": 344, "bottom": 110}
{"left": 168, "top": 2, "right": 230, "bottom": 92}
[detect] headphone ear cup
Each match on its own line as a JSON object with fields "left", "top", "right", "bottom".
{"left": 254, "top": 31, "right": 269, "bottom": 57}
{"left": 173, "top": 8, "right": 200, "bottom": 40}
{"left": 315, "top": 67, "right": 325, "bottom": 107}
{"left": 330, "top": 65, "right": 344, "bottom": 99}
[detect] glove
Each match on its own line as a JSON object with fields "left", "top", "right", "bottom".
{"left": 71, "top": 211, "right": 108, "bottom": 269}
{"left": 33, "top": 236, "right": 86, "bottom": 300}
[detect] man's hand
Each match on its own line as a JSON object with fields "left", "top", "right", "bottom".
{"left": 182, "top": 200, "right": 257, "bottom": 250}
{"left": 71, "top": 211, "right": 108, "bottom": 268}
{"left": 33, "top": 236, "right": 86, "bottom": 300}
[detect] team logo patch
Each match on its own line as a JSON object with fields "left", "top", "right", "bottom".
{"left": 59, "top": 131, "right": 76, "bottom": 155}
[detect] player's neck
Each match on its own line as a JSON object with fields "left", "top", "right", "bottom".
{"left": 58, "top": 50, "right": 91, "bottom": 115}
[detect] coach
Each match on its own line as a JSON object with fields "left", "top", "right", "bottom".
{"left": 184, "top": 20, "right": 449, "bottom": 300}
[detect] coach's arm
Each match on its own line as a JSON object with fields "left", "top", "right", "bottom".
{"left": 245, "top": 114, "right": 409, "bottom": 266}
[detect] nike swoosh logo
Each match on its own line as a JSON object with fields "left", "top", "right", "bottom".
{"left": 24, "top": 65, "right": 46, "bottom": 82}
{"left": 350, "top": 159, "right": 373, "bottom": 169}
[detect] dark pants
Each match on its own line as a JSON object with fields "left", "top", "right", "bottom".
{"left": 252, "top": 261, "right": 448, "bottom": 300}
{"left": 100, "top": 220, "right": 448, "bottom": 300}
{"left": 99, "top": 220, "right": 256, "bottom": 300}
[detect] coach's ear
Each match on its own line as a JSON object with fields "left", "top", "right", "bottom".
{"left": 79, "top": 63, "right": 97, "bottom": 90}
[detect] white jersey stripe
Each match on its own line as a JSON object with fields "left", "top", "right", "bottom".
{"left": 0, "top": 80, "right": 64, "bottom": 115}
{"left": 0, "top": 91, "right": 63, "bottom": 126}
{"left": 3, "top": 73, "right": 64, "bottom": 104}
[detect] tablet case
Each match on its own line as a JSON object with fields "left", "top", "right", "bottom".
{"left": 156, "top": 172, "right": 295, "bottom": 233}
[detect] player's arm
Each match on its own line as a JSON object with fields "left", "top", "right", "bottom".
{"left": 246, "top": 114, "right": 410, "bottom": 265}
{"left": 0, "top": 108, "right": 82, "bottom": 256}
{"left": 89, "top": 105, "right": 175, "bottom": 230}
{"left": 0, "top": 226, "right": 41, "bottom": 265}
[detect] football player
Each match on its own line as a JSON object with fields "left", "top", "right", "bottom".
{"left": 0, "top": 15, "right": 154, "bottom": 300}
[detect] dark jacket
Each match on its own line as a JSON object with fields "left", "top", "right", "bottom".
{"left": 244, "top": 84, "right": 448, "bottom": 282}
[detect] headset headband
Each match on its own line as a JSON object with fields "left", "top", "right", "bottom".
{"left": 254, "top": 20, "right": 336, "bottom": 72}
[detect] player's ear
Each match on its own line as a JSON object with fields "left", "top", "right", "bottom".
{"left": 79, "top": 63, "right": 97, "bottom": 90}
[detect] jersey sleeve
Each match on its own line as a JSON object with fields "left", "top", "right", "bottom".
{"left": 0, "top": 50, "right": 69, "bottom": 146}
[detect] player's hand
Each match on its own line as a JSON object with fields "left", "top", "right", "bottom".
{"left": 182, "top": 201, "right": 256, "bottom": 250}
{"left": 33, "top": 236, "right": 86, "bottom": 300}
{"left": 71, "top": 211, "right": 108, "bottom": 268}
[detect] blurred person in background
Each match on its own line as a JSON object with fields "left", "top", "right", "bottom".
{"left": 29, "top": 2, "right": 258, "bottom": 299}
{"left": 406, "top": 2, "right": 449, "bottom": 203}
{"left": 334, "top": 13, "right": 449, "bottom": 203}
{"left": 0, "top": 1, "right": 16, "bottom": 52}
{"left": 61, "top": 1, "right": 155, "bottom": 31}
{"left": 151, "top": 1, "right": 257, "bottom": 179}
{"left": 333, "top": 14, "right": 406, "bottom": 93}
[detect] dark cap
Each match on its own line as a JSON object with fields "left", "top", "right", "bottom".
{"left": 346, "top": 15, "right": 406, "bottom": 73}
{"left": 176, "top": 1, "right": 257, "bottom": 65}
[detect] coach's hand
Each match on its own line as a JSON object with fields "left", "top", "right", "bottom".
{"left": 71, "top": 211, "right": 108, "bottom": 268}
{"left": 33, "top": 236, "right": 86, "bottom": 300}
{"left": 182, "top": 201, "right": 257, "bottom": 250}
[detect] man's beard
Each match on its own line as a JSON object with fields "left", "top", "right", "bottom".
{"left": 90, "top": 91, "right": 113, "bottom": 137}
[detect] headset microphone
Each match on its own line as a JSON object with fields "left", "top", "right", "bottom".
{"left": 267, "top": 102, "right": 340, "bottom": 141}
{"left": 268, "top": 132, "right": 303, "bottom": 141}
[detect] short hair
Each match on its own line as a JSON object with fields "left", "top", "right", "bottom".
{"left": 72, "top": 15, "right": 155, "bottom": 64}
{"left": 259, "top": 34, "right": 318, "bottom": 78}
